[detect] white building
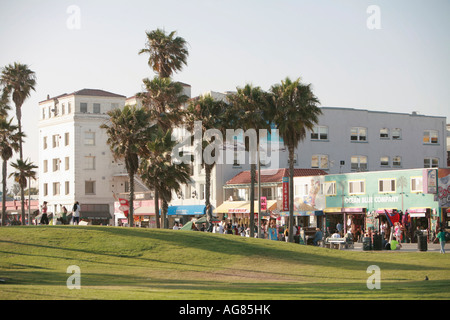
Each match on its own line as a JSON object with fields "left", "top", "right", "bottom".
{"left": 38, "top": 88, "right": 131, "bottom": 223}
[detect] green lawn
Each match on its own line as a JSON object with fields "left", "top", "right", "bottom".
{"left": 0, "top": 226, "right": 449, "bottom": 300}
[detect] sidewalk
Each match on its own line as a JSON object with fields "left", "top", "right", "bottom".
{"left": 349, "top": 242, "right": 445, "bottom": 252}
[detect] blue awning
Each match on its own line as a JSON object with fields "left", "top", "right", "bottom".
{"left": 168, "top": 205, "right": 206, "bottom": 216}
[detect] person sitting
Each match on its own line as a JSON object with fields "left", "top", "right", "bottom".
{"left": 313, "top": 228, "right": 323, "bottom": 246}
{"left": 331, "top": 230, "right": 341, "bottom": 239}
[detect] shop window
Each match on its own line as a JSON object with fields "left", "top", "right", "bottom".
{"left": 410, "top": 177, "right": 423, "bottom": 193}
{"left": 349, "top": 180, "right": 365, "bottom": 195}
{"left": 379, "top": 178, "right": 396, "bottom": 193}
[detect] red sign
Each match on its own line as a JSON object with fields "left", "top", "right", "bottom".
{"left": 260, "top": 197, "right": 267, "bottom": 211}
{"left": 282, "top": 177, "right": 289, "bottom": 211}
{"left": 119, "top": 198, "right": 129, "bottom": 217}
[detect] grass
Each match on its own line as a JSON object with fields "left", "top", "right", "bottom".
{"left": 0, "top": 225, "right": 449, "bottom": 300}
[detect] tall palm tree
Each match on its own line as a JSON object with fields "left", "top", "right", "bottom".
{"left": 139, "top": 128, "right": 191, "bottom": 229}
{"left": 0, "top": 87, "right": 11, "bottom": 119}
{"left": 226, "top": 84, "right": 272, "bottom": 237}
{"left": 101, "top": 105, "right": 155, "bottom": 227}
{"left": 137, "top": 76, "right": 189, "bottom": 131}
{"left": 185, "top": 94, "right": 228, "bottom": 225}
{"left": 8, "top": 158, "right": 37, "bottom": 225}
{"left": 0, "top": 118, "right": 21, "bottom": 226}
{"left": 139, "top": 28, "right": 189, "bottom": 78}
{"left": 269, "top": 77, "right": 321, "bottom": 242}
{"left": 1, "top": 62, "right": 36, "bottom": 224}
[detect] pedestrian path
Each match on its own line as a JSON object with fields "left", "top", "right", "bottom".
{"left": 348, "top": 242, "right": 444, "bottom": 252}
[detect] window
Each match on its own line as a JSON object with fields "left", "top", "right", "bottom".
{"left": 64, "top": 132, "right": 69, "bottom": 146}
{"left": 68, "top": 102, "right": 72, "bottom": 114}
{"left": 311, "top": 154, "right": 329, "bottom": 169}
{"left": 411, "top": 177, "right": 423, "bottom": 193}
{"left": 80, "top": 102, "right": 88, "bottom": 113}
{"left": 53, "top": 158, "right": 60, "bottom": 172}
{"left": 392, "top": 128, "right": 402, "bottom": 140}
{"left": 93, "top": 103, "right": 100, "bottom": 114}
{"left": 43, "top": 160, "right": 48, "bottom": 173}
{"left": 351, "top": 156, "right": 367, "bottom": 171}
{"left": 350, "top": 127, "right": 367, "bottom": 142}
{"left": 85, "top": 181, "right": 96, "bottom": 195}
{"left": 393, "top": 156, "right": 402, "bottom": 167}
{"left": 61, "top": 103, "right": 65, "bottom": 115}
{"left": 311, "top": 126, "right": 328, "bottom": 140}
{"left": 323, "top": 181, "right": 336, "bottom": 196}
{"left": 380, "top": 156, "right": 389, "bottom": 167}
{"left": 379, "top": 178, "right": 396, "bottom": 193}
{"left": 349, "top": 180, "right": 365, "bottom": 195}
{"left": 53, "top": 182, "right": 60, "bottom": 196}
{"left": 423, "top": 130, "right": 438, "bottom": 144}
{"left": 200, "top": 184, "right": 206, "bottom": 200}
{"left": 84, "top": 156, "right": 95, "bottom": 170}
{"left": 42, "top": 109, "right": 45, "bottom": 119}
{"left": 52, "top": 134, "right": 59, "bottom": 148}
{"left": 380, "top": 128, "right": 389, "bottom": 139}
{"left": 84, "top": 132, "right": 95, "bottom": 146}
{"left": 43, "top": 136, "right": 47, "bottom": 149}
{"left": 65, "top": 181, "right": 70, "bottom": 195}
{"left": 65, "top": 157, "right": 70, "bottom": 170}
{"left": 43, "top": 183, "right": 48, "bottom": 196}
{"left": 424, "top": 157, "right": 439, "bottom": 168}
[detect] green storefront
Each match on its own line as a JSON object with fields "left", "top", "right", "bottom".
{"left": 324, "top": 168, "right": 440, "bottom": 242}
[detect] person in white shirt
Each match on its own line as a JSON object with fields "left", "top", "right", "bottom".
{"left": 72, "top": 201, "right": 80, "bottom": 225}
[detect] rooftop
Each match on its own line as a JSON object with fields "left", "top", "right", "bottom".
{"left": 39, "top": 88, "right": 126, "bottom": 103}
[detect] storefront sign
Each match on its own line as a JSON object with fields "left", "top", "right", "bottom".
{"left": 438, "top": 169, "right": 450, "bottom": 207}
{"left": 260, "top": 197, "right": 267, "bottom": 211}
{"left": 344, "top": 195, "right": 399, "bottom": 205}
{"left": 425, "top": 169, "right": 437, "bottom": 194}
{"left": 282, "top": 177, "right": 289, "bottom": 211}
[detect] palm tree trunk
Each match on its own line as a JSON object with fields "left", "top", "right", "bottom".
{"left": 205, "top": 163, "right": 213, "bottom": 223}
{"left": 250, "top": 163, "right": 256, "bottom": 238}
{"left": 288, "top": 145, "right": 295, "bottom": 243}
{"left": 2, "top": 160, "right": 7, "bottom": 226}
{"left": 162, "top": 200, "right": 168, "bottom": 229}
{"left": 128, "top": 171, "right": 134, "bottom": 227}
{"left": 154, "top": 188, "right": 160, "bottom": 229}
{"left": 17, "top": 110, "right": 26, "bottom": 225}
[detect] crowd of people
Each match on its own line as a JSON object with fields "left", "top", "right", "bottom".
{"left": 33, "top": 201, "right": 81, "bottom": 225}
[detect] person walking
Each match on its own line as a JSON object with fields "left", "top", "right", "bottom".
{"left": 436, "top": 229, "right": 446, "bottom": 254}
{"left": 40, "top": 201, "right": 49, "bottom": 225}
{"left": 72, "top": 201, "right": 80, "bottom": 225}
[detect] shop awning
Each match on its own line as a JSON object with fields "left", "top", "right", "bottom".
{"left": 134, "top": 206, "right": 155, "bottom": 216}
{"left": 279, "top": 210, "right": 324, "bottom": 216}
{"left": 168, "top": 205, "right": 205, "bottom": 216}
{"left": 81, "top": 211, "right": 112, "bottom": 220}
{"left": 214, "top": 200, "right": 277, "bottom": 214}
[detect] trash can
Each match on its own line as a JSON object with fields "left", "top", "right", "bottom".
{"left": 372, "top": 234, "right": 382, "bottom": 250}
{"left": 418, "top": 235, "right": 428, "bottom": 252}
{"left": 363, "top": 237, "right": 372, "bottom": 251}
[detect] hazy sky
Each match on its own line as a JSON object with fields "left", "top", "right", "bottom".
{"left": 1, "top": 0, "right": 449, "bottom": 176}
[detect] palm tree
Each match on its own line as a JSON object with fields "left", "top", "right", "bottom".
{"left": 269, "top": 77, "right": 321, "bottom": 242}
{"left": 0, "top": 87, "right": 11, "bottom": 119}
{"left": 101, "top": 105, "right": 155, "bottom": 227}
{"left": 226, "top": 84, "right": 272, "bottom": 237}
{"left": 139, "top": 28, "right": 189, "bottom": 78}
{"left": 139, "top": 128, "right": 191, "bottom": 228}
{"left": 0, "top": 118, "right": 21, "bottom": 226}
{"left": 185, "top": 94, "right": 228, "bottom": 225}
{"left": 8, "top": 158, "right": 37, "bottom": 225}
{"left": 1, "top": 62, "right": 36, "bottom": 224}
{"left": 137, "top": 76, "right": 189, "bottom": 131}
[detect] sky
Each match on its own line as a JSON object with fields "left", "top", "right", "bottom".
{"left": 1, "top": 0, "right": 449, "bottom": 185}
